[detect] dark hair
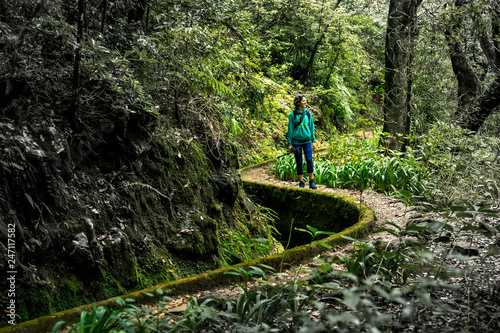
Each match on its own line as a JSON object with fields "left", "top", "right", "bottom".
{"left": 293, "top": 95, "right": 305, "bottom": 107}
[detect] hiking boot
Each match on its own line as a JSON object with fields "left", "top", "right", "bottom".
{"left": 299, "top": 181, "right": 305, "bottom": 188}
{"left": 309, "top": 180, "right": 317, "bottom": 189}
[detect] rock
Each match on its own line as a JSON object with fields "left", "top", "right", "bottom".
{"left": 72, "top": 232, "right": 89, "bottom": 250}
{"left": 405, "top": 210, "right": 423, "bottom": 221}
{"left": 435, "top": 232, "right": 452, "bottom": 243}
{"left": 14, "top": 127, "right": 46, "bottom": 158}
{"left": 453, "top": 241, "right": 479, "bottom": 256}
{"left": 70, "top": 232, "right": 93, "bottom": 264}
{"left": 211, "top": 172, "right": 240, "bottom": 204}
{"left": 406, "top": 217, "right": 433, "bottom": 226}
{"left": 407, "top": 206, "right": 426, "bottom": 213}
{"left": 101, "top": 230, "right": 137, "bottom": 288}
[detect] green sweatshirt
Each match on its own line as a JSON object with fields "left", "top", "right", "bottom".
{"left": 286, "top": 108, "right": 315, "bottom": 146}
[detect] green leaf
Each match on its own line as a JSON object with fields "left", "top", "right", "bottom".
{"left": 398, "top": 189, "right": 413, "bottom": 200}
{"left": 252, "top": 238, "right": 269, "bottom": 243}
{"left": 385, "top": 221, "right": 402, "bottom": 231}
{"left": 307, "top": 225, "right": 319, "bottom": 234}
{"left": 340, "top": 235, "right": 358, "bottom": 242}
{"left": 426, "top": 221, "right": 444, "bottom": 232}
{"left": 374, "top": 227, "right": 398, "bottom": 236}
{"left": 479, "top": 221, "right": 498, "bottom": 237}
{"left": 316, "top": 230, "right": 337, "bottom": 236}
{"left": 114, "top": 297, "right": 126, "bottom": 306}
{"left": 487, "top": 244, "right": 500, "bottom": 256}
{"left": 222, "top": 248, "right": 242, "bottom": 261}
{"left": 257, "top": 263, "right": 275, "bottom": 271}
{"left": 460, "top": 225, "right": 480, "bottom": 232}
{"left": 317, "top": 241, "right": 332, "bottom": 249}
{"left": 404, "top": 225, "right": 427, "bottom": 232}
{"left": 52, "top": 321, "right": 66, "bottom": 333}
{"left": 342, "top": 289, "right": 360, "bottom": 309}
{"left": 443, "top": 223, "right": 454, "bottom": 232}
{"left": 295, "top": 227, "right": 312, "bottom": 236}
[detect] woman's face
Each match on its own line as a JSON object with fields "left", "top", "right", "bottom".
{"left": 300, "top": 97, "right": 307, "bottom": 108}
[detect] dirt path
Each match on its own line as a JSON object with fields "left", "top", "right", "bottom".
{"left": 242, "top": 160, "right": 410, "bottom": 237}
{"left": 156, "top": 159, "right": 413, "bottom": 314}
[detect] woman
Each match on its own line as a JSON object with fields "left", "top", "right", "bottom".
{"left": 286, "top": 95, "right": 317, "bottom": 189}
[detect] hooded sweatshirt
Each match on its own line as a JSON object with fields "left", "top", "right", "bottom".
{"left": 286, "top": 108, "right": 315, "bottom": 146}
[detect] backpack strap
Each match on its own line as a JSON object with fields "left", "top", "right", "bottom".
{"left": 294, "top": 109, "right": 309, "bottom": 129}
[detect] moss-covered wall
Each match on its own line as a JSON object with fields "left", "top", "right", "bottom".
{"left": 0, "top": 116, "right": 273, "bottom": 327}
{"left": 243, "top": 180, "right": 361, "bottom": 247}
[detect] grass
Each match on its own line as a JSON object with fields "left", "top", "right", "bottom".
{"left": 275, "top": 152, "right": 428, "bottom": 197}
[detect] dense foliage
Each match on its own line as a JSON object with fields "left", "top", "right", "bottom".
{"left": 1, "top": 0, "right": 500, "bottom": 330}
{"left": 1, "top": 0, "right": 390, "bottom": 166}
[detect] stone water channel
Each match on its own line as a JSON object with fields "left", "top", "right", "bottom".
{"left": 0, "top": 163, "right": 376, "bottom": 333}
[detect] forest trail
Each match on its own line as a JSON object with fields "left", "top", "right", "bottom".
{"left": 241, "top": 156, "right": 410, "bottom": 244}
{"left": 151, "top": 157, "right": 412, "bottom": 316}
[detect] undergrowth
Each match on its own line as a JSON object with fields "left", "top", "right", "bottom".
{"left": 53, "top": 201, "right": 500, "bottom": 332}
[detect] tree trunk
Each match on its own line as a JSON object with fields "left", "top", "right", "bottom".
{"left": 465, "top": 76, "right": 500, "bottom": 133}
{"left": 445, "top": 0, "right": 500, "bottom": 132}
{"left": 300, "top": 31, "right": 326, "bottom": 84}
{"left": 128, "top": 0, "right": 147, "bottom": 25}
{"left": 381, "top": 0, "right": 422, "bottom": 152}
{"left": 299, "top": 0, "right": 342, "bottom": 84}
{"left": 100, "top": 0, "right": 107, "bottom": 34}
{"left": 444, "top": 0, "right": 482, "bottom": 130}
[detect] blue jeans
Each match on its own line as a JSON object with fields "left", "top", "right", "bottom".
{"left": 292, "top": 142, "right": 314, "bottom": 176}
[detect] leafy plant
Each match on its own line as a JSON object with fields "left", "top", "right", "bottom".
{"left": 52, "top": 293, "right": 173, "bottom": 333}
{"left": 276, "top": 154, "right": 428, "bottom": 197}
{"left": 224, "top": 264, "right": 275, "bottom": 294}
{"left": 222, "top": 232, "right": 271, "bottom": 264}
{"left": 295, "top": 224, "right": 337, "bottom": 249}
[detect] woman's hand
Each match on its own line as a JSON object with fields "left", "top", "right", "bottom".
{"left": 312, "top": 142, "right": 316, "bottom": 151}
{"left": 288, "top": 146, "right": 293, "bottom": 151}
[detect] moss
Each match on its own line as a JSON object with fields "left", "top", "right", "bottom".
{"left": 241, "top": 179, "right": 367, "bottom": 247}
{"left": 11, "top": 273, "right": 128, "bottom": 327}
